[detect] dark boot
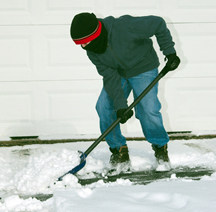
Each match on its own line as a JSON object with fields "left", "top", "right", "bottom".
{"left": 152, "top": 144, "right": 170, "bottom": 163}
{"left": 109, "top": 145, "right": 130, "bottom": 166}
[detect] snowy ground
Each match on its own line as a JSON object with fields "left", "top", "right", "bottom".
{"left": 0, "top": 138, "right": 216, "bottom": 211}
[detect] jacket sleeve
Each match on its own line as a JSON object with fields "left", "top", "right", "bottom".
{"left": 129, "top": 15, "right": 176, "bottom": 56}
{"left": 87, "top": 52, "right": 128, "bottom": 110}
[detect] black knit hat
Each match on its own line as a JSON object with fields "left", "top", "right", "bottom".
{"left": 71, "top": 13, "right": 101, "bottom": 44}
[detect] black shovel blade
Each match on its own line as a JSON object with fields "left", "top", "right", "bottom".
{"left": 58, "top": 151, "right": 87, "bottom": 181}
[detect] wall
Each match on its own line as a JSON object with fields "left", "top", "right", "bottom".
{"left": 0, "top": 0, "right": 215, "bottom": 140}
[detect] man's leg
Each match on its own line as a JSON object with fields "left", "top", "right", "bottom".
{"left": 95, "top": 79, "right": 132, "bottom": 150}
{"left": 128, "top": 68, "right": 169, "bottom": 147}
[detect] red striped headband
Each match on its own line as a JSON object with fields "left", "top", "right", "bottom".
{"left": 73, "top": 21, "right": 102, "bottom": 45}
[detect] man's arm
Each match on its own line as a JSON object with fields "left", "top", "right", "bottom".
{"left": 128, "top": 16, "right": 175, "bottom": 55}
{"left": 87, "top": 52, "right": 133, "bottom": 123}
{"left": 129, "top": 15, "right": 180, "bottom": 70}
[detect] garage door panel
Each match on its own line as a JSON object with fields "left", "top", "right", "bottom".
{"left": 0, "top": 92, "right": 32, "bottom": 121}
{"left": 39, "top": 80, "right": 102, "bottom": 136}
{"left": 47, "top": 83, "right": 100, "bottom": 121}
{"left": 0, "top": 38, "right": 30, "bottom": 66}
{"left": 0, "top": 26, "right": 34, "bottom": 81}
{"left": 0, "top": 0, "right": 30, "bottom": 12}
{"left": 0, "top": 25, "right": 99, "bottom": 81}
{"left": 0, "top": 80, "right": 102, "bottom": 138}
{"left": 44, "top": 36, "right": 98, "bottom": 80}
{"left": 158, "top": 78, "right": 216, "bottom": 131}
{"left": 0, "top": 33, "right": 32, "bottom": 78}
{"left": 47, "top": 39, "right": 87, "bottom": 67}
{"left": 34, "top": 26, "right": 94, "bottom": 81}
{"left": 0, "top": 0, "right": 32, "bottom": 25}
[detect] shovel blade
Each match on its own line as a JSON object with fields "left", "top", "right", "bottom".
{"left": 58, "top": 151, "right": 86, "bottom": 181}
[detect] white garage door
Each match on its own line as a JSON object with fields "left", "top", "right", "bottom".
{"left": 0, "top": 0, "right": 215, "bottom": 140}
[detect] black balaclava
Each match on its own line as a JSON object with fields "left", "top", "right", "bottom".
{"left": 81, "top": 21, "right": 108, "bottom": 54}
{"left": 71, "top": 13, "right": 108, "bottom": 54}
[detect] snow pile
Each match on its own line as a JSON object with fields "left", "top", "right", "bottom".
{"left": 0, "top": 195, "right": 46, "bottom": 212}
{"left": 0, "top": 145, "right": 80, "bottom": 195}
{"left": 14, "top": 149, "right": 80, "bottom": 194}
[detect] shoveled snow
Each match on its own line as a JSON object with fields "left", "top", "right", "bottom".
{"left": 0, "top": 138, "right": 216, "bottom": 211}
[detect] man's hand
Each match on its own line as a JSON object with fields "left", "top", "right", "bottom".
{"left": 117, "top": 108, "right": 133, "bottom": 124}
{"left": 165, "top": 53, "right": 180, "bottom": 71}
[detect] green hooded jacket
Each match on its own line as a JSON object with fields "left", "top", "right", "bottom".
{"left": 86, "top": 15, "right": 176, "bottom": 110}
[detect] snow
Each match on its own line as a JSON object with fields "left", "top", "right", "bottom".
{"left": 0, "top": 138, "right": 216, "bottom": 211}
{"left": 54, "top": 180, "right": 216, "bottom": 212}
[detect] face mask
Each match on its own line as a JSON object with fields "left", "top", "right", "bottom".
{"left": 82, "top": 22, "right": 108, "bottom": 54}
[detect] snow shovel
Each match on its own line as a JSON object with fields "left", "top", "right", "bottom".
{"left": 58, "top": 66, "right": 171, "bottom": 181}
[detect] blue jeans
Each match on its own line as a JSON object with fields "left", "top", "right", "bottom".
{"left": 96, "top": 68, "right": 169, "bottom": 149}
